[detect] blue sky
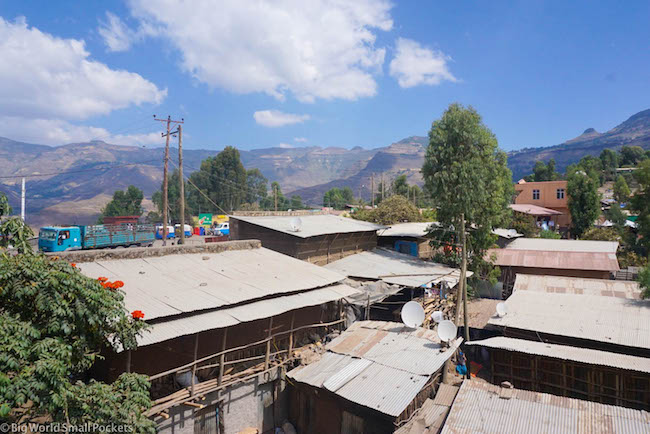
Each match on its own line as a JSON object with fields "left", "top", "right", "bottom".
{"left": 0, "top": 1, "right": 648, "bottom": 151}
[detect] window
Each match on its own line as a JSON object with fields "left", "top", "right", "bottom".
{"left": 556, "top": 188, "right": 565, "bottom": 199}
{"left": 532, "top": 189, "right": 540, "bottom": 200}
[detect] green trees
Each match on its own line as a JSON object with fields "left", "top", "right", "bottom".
{"left": 323, "top": 187, "right": 354, "bottom": 209}
{"left": 0, "top": 254, "right": 153, "bottom": 430}
{"left": 613, "top": 175, "right": 631, "bottom": 203}
{"left": 630, "top": 159, "right": 650, "bottom": 252}
{"left": 620, "top": 145, "right": 646, "bottom": 166}
{"left": 525, "top": 158, "right": 559, "bottom": 182}
{"left": 639, "top": 265, "right": 650, "bottom": 299}
{"left": 567, "top": 169, "right": 600, "bottom": 238}
{"left": 600, "top": 149, "right": 619, "bottom": 180}
{"left": 245, "top": 168, "right": 268, "bottom": 204}
{"left": 152, "top": 169, "right": 192, "bottom": 224}
{"left": 187, "top": 146, "right": 247, "bottom": 213}
{"left": 353, "top": 195, "right": 420, "bottom": 225}
{"left": 98, "top": 186, "right": 144, "bottom": 223}
{"left": 0, "top": 191, "right": 34, "bottom": 253}
{"left": 421, "top": 103, "right": 513, "bottom": 275}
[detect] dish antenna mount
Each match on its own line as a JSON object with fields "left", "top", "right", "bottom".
{"left": 437, "top": 320, "right": 457, "bottom": 342}
{"left": 401, "top": 301, "right": 425, "bottom": 328}
{"left": 289, "top": 217, "right": 303, "bottom": 232}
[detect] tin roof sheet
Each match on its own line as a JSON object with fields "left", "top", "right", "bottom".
{"left": 287, "top": 320, "right": 462, "bottom": 417}
{"left": 230, "top": 214, "right": 385, "bottom": 238}
{"left": 465, "top": 337, "right": 650, "bottom": 374}
{"left": 513, "top": 274, "right": 641, "bottom": 298}
{"left": 78, "top": 246, "right": 344, "bottom": 321}
{"left": 395, "top": 385, "right": 459, "bottom": 434}
{"left": 509, "top": 203, "right": 563, "bottom": 216}
{"left": 491, "top": 228, "right": 523, "bottom": 239}
{"left": 378, "top": 222, "right": 433, "bottom": 238}
{"left": 441, "top": 380, "right": 650, "bottom": 434}
{"left": 504, "top": 238, "right": 619, "bottom": 253}
{"left": 488, "top": 279, "right": 650, "bottom": 350}
{"left": 487, "top": 249, "right": 619, "bottom": 272}
{"left": 324, "top": 248, "right": 467, "bottom": 288}
{"left": 132, "top": 283, "right": 358, "bottom": 349}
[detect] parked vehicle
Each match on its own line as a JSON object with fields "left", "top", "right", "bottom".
{"left": 213, "top": 222, "right": 230, "bottom": 236}
{"left": 155, "top": 225, "right": 176, "bottom": 239}
{"left": 174, "top": 224, "right": 193, "bottom": 237}
{"left": 39, "top": 224, "right": 155, "bottom": 252}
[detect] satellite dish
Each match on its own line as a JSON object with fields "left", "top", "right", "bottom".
{"left": 496, "top": 302, "right": 507, "bottom": 317}
{"left": 437, "top": 320, "right": 457, "bottom": 342}
{"left": 401, "top": 301, "right": 425, "bottom": 328}
{"left": 432, "top": 311, "right": 444, "bottom": 323}
{"left": 289, "top": 217, "right": 303, "bottom": 232}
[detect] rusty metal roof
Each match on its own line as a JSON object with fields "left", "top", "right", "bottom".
{"left": 287, "top": 321, "right": 462, "bottom": 417}
{"left": 466, "top": 337, "right": 650, "bottom": 374}
{"left": 513, "top": 274, "right": 640, "bottom": 298}
{"left": 509, "top": 203, "right": 563, "bottom": 216}
{"left": 394, "top": 384, "right": 459, "bottom": 434}
{"left": 505, "top": 238, "right": 619, "bottom": 253}
{"left": 441, "top": 380, "right": 650, "bottom": 433}
{"left": 488, "top": 276, "right": 650, "bottom": 350}
{"left": 487, "top": 248, "right": 620, "bottom": 272}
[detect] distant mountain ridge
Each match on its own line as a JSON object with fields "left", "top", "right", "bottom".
{"left": 1, "top": 108, "right": 649, "bottom": 226}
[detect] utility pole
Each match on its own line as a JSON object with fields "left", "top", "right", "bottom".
{"left": 371, "top": 174, "right": 375, "bottom": 207}
{"left": 155, "top": 115, "right": 183, "bottom": 246}
{"left": 460, "top": 213, "right": 469, "bottom": 343}
{"left": 20, "top": 177, "right": 25, "bottom": 221}
{"left": 274, "top": 184, "right": 278, "bottom": 211}
{"left": 177, "top": 124, "right": 185, "bottom": 245}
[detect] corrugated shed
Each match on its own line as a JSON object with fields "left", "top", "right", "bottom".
{"left": 487, "top": 289, "right": 650, "bottom": 350}
{"left": 509, "top": 203, "right": 563, "bottom": 216}
{"left": 287, "top": 321, "right": 461, "bottom": 418}
{"left": 395, "top": 385, "right": 459, "bottom": 434}
{"left": 230, "top": 214, "right": 385, "bottom": 238}
{"left": 78, "top": 246, "right": 344, "bottom": 320}
{"left": 441, "top": 380, "right": 650, "bottom": 434}
{"left": 513, "top": 274, "right": 641, "bottom": 299}
{"left": 465, "top": 337, "right": 650, "bottom": 374}
{"left": 504, "top": 238, "right": 619, "bottom": 253}
{"left": 487, "top": 248, "right": 620, "bottom": 272}
{"left": 324, "top": 248, "right": 468, "bottom": 288}
{"left": 378, "top": 222, "right": 432, "bottom": 238}
{"left": 137, "top": 283, "right": 359, "bottom": 348}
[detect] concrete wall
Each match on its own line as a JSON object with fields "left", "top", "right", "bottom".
{"left": 157, "top": 369, "right": 288, "bottom": 434}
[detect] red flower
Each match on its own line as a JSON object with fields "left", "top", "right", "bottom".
{"left": 97, "top": 277, "right": 108, "bottom": 283}
{"left": 113, "top": 280, "right": 124, "bottom": 288}
{"left": 70, "top": 263, "right": 76, "bottom": 268}
{"left": 131, "top": 310, "right": 145, "bottom": 320}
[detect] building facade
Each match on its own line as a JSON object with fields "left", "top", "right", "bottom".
{"left": 514, "top": 180, "right": 571, "bottom": 228}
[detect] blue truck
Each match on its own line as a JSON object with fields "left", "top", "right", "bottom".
{"left": 38, "top": 224, "right": 155, "bottom": 252}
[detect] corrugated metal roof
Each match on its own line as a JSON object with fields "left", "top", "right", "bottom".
{"left": 514, "top": 274, "right": 641, "bottom": 298}
{"left": 441, "top": 380, "right": 650, "bottom": 434}
{"left": 465, "top": 337, "right": 650, "bottom": 374}
{"left": 395, "top": 385, "right": 459, "bottom": 434}
{"left": 378, "top": 222, "right": 433, "bottom": 238}
{"left": 504, "top": 238, "right": 619, "bottom": 253}
{"left": 324, "top": 248, "right": 468, "bottom": 288}
{"left": 491, "top": 228, "right": 523, "bottom": 239}
{"left": 78, "top": 246, "right": 344, "bottom": 320}
{"left": 287, "top": 320, "right": 462, "bottom": 418}
{"left": 230, "top": 214, "right": 385, "bottom": 238}
{"left": 487, "top": 248, "right": 620, "bottom": 272}
{"left": 488, "top": 282, "right": 650, "bottom": 350}
{"left": 133, "top": 283, "right": 358, "bottom": 349}
{"left": 509, "top": 203, "right": 564, "bottom": 216}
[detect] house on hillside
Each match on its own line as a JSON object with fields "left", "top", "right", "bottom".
{"left": 286, "top": 321, "right": 463, "bottom": 434}
{"left": 229, "top": 214, "right": 385, "bottom": 265}
{"left": 487, "top": 238, "right": 619, "bottom": 293}
{"left": 60, "top": 241, "right": 359, "bottom": 434}
{"left": 514, "top": 180, "right": 571, "bottom": 229}
{"left": 466, "top": 274, "right": 650, "bottom": 409}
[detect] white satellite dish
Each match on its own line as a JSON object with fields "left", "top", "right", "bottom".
{"left": 289, "top": 217, "right": 303, "bottom": 232}
{"left": 496, "top": 302, "right": 507, "bottom": 317}
{"left": 401, "top": 301, "right": 425, "bottom": 328}
{"left": 437, "top": 320, "right": 457, "bottom": 342}
{"left": 432, "top": 311, "right": 444, "bottom": 323}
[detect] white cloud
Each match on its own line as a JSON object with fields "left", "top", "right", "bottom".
{"left": 98, "top": 12, "right": 135, "bottom": 52}
{"left": 277, "top": 143, "right": 293, "bottom": 148}
{"left": 0, "top": 116, "right": 162, "bottom": 146}
{"left": 128, "top": 0, "right": 393, "bottom": 102}
{"left": 253, "top": 110, "right": 310, "bottom": 128}
{"left": 0, "top": 17, "right": 166, "bottom": 121}
{"left": 294, "top": 137, "right": 308, "bottom": 143}
{"left": 389, "top": 37, "right": 456, "bottom": 88}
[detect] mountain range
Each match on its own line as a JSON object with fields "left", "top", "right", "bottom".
{"left": 1, "top": 109, "right": 649, "bottom": 227}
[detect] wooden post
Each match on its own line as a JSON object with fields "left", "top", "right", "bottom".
{"left": 218, "top": 328, "right": 228, "bottom": 387}
{"left": 178, "top": 124, "right": 185, "bottom": 245}
{"left": 371, "top": 174, "right": 375, "bottom": 207}
{"left": 461, "top": 213, "right": 469, "bottom": 343}
{"left": 288, "top": 312, "right": 295, "bottom": 358}
{"left": 162, "top": 116, "right": 171, "bottom": 246}
{"left": 265, "top": 317, "right": 273, "bottom": 370}
{"left": 191, "top": 332, "right": 199, "bottom": 396}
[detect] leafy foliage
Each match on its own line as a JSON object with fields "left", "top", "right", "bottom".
{"left": 580, "top": 227, "right": 621, "bottom": 242}
{"left": 0, "top": 254, "right": 153, "bottom": 430}
{"left": 639, "top": 265, "right": 650, "bottom": 299}
{"left": 98, "top": 186, "right": 144, "bottom": 223}
{"left": 352, "top": 195, "right": 420, "bottom": 225}
{"left": 630, "top": 159, "right": 650, "bottom": 253}
{"left": 620, "top": 145, "right": 646, "bottom": 166}
{"left": 567, "top": 169, "right": 600, "bottom": 238}
{"left": 0, "top": 191, "right": 34, "bottom": 254}
{"left": 509, "top": 212, "right": 539, "bottom": 238}
{"left": 539, "top": 229, "right": 561, "bottom": 239}
{"left": 245, "top": 168, "right": 268, "bottom": 204}
{"left": 524, "top": 158, "right": 559, "bottom": 182}
{"left": 421, "top": 103, "right": 513, "bottom": 277}
{"left": 613, "top": 175, "right": 631, "bottom": 203}
{"left": 599, "top": 149, "right": 619, "bottom": 180}
{"left": 152, "top": 169, "right": 192, "bottom": 224}
{"left": 323, "top": 187, "right": 354, "bottom": 209}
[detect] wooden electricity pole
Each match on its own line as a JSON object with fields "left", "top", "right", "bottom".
{"left": 177, "top": 124, "right": 185, "bottom": 245}
{"left": 460, "top": 213, "right": 469, "bottom": 343}
{"left": 155, "top": 115, "right": 183, "bottom": 246}
{"left": 371, "top": 174, "right": 375, "bottom": 207}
